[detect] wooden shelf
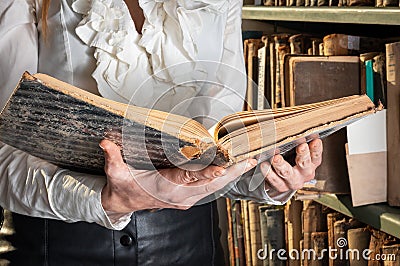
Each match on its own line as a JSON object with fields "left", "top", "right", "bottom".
{"left": 242, "top": 6, "right": 400, "bottom": 25}
{"left": 315, "top": 194, "right": 400, "bottom": 239}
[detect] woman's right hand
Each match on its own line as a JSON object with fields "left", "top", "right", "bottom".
{"left": 100, "top": 139, "right": 257, "bottom": 215}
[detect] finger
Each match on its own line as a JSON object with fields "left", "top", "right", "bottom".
{"left": 100, "top": 139, "right": 127, "bottom": 176}
{"left": 295, "top": 143, "right": 312, "bottom": 170}
{"left": 309, "top": 139, "right": 323, "bottom": 166}
{"left": 260, "top": 161, "right": 290, "bottom": 192}
{"left": 189, "top": 165, "right": 228, "bottom": 181}
{"left": 271, "top": 155, "right": 294, "bottom": 179}
{"left": 187, "top": 159, "right": 257, "bottom": 191}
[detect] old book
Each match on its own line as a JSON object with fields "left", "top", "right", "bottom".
{"left": 310, "top": 232, "right": 328, "bottom": 266}
{"left": 323, "top": 34, "right": 385, "bottom": 56}
{"left": 265, "top": 208, "right": 285, "bottom": 266}
{"left": 327, "top": 213, "right": 344, "bottom": 266}
{"left": 0, "top": 72, "right": 378, "bottom": 174}
{"left": 257, "top": 36, "right": 271, "bottom": 110}
{"left": 274, "top": 34, "right": 291, "bottom": 108}
{"left": 382, "top": 0, "right": 398, "bottom": 5}
{"left": 245, "top": 39, "right": 263, "bottom": 111}
{"left": 285, "top": 198, "right": 303, "bottom": 266}
{"left": 360, "top": 52, "right": 381, "bottom": 95}
{"left": 372, "top": 53, "right": 387, "bottom": 107}
{"left": 285, "top": 55, "right": 361, "bottom": 193}
{"left": 382, "top": 244, "right": 400, "bottom": 266}
{"left": 258, "top": 205, "right": 272, "bottom": 266}
{"left": 368, "top": 229, "right": 390, "bottom": 266}
{"left": 386, "top": 42, "right": 400, "bottom": 206}
{"left": 347, "top": 227, "right": 371, "bottom": 266}
{"left": 348, "top": 0, "right": 373, "bottom": 5}
{"left": 248, "top": 201, "right": 262, "bottom": 266}
{"left": 235, "top": 201, "right": 246, "bottom": 266}
{"left": 241, "top": 200, "right": 252, "bottom": 266}
{"left": 333, "top": 218, "right": 348, "bottom": 266}
{"left": 302, "top": 201, "right": 327, "bottom": 266}
{"left": 226, "top": 198, "right": 236, "bottom": 266}
{"left": 263, "top": 0, "right": 275, "bottom": 6}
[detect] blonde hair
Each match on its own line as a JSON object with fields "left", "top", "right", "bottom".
{"left": 41, "top": 0, "right": 51, "bottom": 38}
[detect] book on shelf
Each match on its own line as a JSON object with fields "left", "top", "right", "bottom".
{"left": 385, "top": 41, "right": 400, "bottom": 207}
{"left": 283, "top": 55, "right": 362, "bottom": 193}
{"left": 0, "top": 72, "right": 379, "bottom": 175}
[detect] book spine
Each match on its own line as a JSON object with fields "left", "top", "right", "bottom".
{"left": 365, "top": 59, "right": 375, "bottom": 103}
{"left": 249, "top": 201, "right": 263, "bottom": 266}
{"left": 381, "top": 244, "right": 400, "bottom": 266}
{"left": 327, "top": 213, "right": 344, "bottom": 266}
{"left": 310, "top": 232, "right": 328, "bottom": 266}
{"left": 333, "top": 219, "right": 348, "bottom": 266}
{"left": 242, "top": 200, "right": 253, "bottom": 266}
{"left": 372, "top": 53, "right": 387, "bottom": 107}
{"left": 259, "top": 205, "right": 270, "bottom": 266}
{"left": 236, "top": 201, "right": 246, "bottom": 266}
{"left": 347, "top": 227, "right": 371, "bottom": 266}
{"left": 286, "top": 199, "right": 303, "bottom": 266}
{"left": 266, "top": 208, "right": 286, "bottom": 266}
{"left": 226, "top": 198, "right": 236, "bottom": 266}
{"left": 386, "top": 42, "right": 400, "bottom": 206}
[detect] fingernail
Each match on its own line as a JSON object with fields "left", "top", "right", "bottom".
{"left": 299, "top": 145, "right": 306, "bottom": 152}
{"left": 274, "top": 156, "right": 281, "bottom": 163}
{"left": 99, "top": 143, "right": 105, "bottom": 151}
{"left": 249, "top": 159, "right": 257, "bottom": 167}
{"left": 214, "top": 169, "right": 227, "bottom": 177}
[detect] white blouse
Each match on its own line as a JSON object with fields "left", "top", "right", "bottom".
{"left": 0, "top": 0, "right": 294, "bottom": 230}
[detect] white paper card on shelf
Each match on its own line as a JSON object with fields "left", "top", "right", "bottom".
{"left": 346, "top": 109, "right": 387, "bottom": 207}
{"left": 347, "top": 110, "right": 387, "bottom": 155}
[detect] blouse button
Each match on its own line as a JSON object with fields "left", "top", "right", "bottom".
{"left": 120, "top": 235, "right": 133, "bottom": 246}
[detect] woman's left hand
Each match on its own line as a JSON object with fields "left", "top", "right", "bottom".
{"left": 260, "top": 139, "right": 323, "bottom": 192}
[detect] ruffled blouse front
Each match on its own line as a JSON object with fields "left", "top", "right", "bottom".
{"left": 71, "top": 0, "right": 246, "bottom": 123}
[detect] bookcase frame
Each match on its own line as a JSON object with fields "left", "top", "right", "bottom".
{"left": 241, "top": 4, "right": 400, "bottom": 240}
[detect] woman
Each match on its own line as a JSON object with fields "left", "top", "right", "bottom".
{"left": 0, "top": 0, "right": 322, "bottom": 265}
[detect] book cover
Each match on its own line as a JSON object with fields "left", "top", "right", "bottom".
{"left": 0, "top": 72, "right": 378, "bottom": 175}
{"left": 386, "top": 42, "right": 400, "bottom": 206}
{"left": 285, "top": 55, "right": 361, "bottom": 193}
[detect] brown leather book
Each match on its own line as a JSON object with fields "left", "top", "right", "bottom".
{"left": 348, "top": 0, "right": 373, "bottom": 5}
{"left": 347, "top": 227, "right": 371, "bottom": 266}
{"left": 302, "top": 201, "right": 327, "bottom": 266}
{"left": 274, "top": 34, "right": 291, "bottom": 108}
{"left": 385, "top": 42, "right": 400, "bottom": 206}
{"left": 310, "top": 232, "right": 328, "bottom": 266}
{"left": 265, "top": 208, "right": 285, "bottom": 266}
{"left": 382, "top": 0, "right": 398, "bottom": 5}
{"left": 284, "top": 55, "right": 361, "bottom": 193}
{"left": 248, "top": 201, "right": 263, "bottom": 266}
{"left": 285, "top": 199, "right": 303, "bottom": 266}
{"left": 327, "top": 213, "right": 344, "bottom": 266}
{"left": 381, "top": 244, "right": 400, "bottom": 266}
{"left": 323, "top": 34, "right": 385, "bottom": 56}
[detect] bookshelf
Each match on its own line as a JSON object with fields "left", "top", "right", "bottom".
{"left": 315, "top": 194, "right": 400, "bottom": 239}
{"left": 242, "top": 6, "right": 400, "bottom": 25}
{"left": 240, "top": 4, "right": 400, "bottom": 240}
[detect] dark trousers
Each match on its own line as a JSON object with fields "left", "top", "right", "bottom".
{"left": 0, "top": 202, "right": 225, "bottom": 266}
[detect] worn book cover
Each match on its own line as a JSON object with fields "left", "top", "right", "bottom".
{"left": 284, "top": 55, "right": 361, "bottom": 193}
{"left": 0, "top": 72, "right": 377, "bottom": 174}
{"left": 385, "top": 41, "right": 400, "bottom": 206}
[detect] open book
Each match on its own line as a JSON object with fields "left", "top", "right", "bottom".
{"left": 0, "top": 72, "right": 378, "bottom": 174}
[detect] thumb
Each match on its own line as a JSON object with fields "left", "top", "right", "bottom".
{"left": 99, "top": 139, "right": 127, "bottom": 176}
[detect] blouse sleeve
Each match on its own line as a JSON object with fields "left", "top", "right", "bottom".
{"left": 0, "top": 0, "right": 131, "bottom": 230}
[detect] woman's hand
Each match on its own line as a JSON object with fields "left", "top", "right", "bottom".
{"left": 100, "top": 139, "right": 258, "bottom": 214}
{"left": 260, "top": 139, "right": 323, "bottom": 192}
